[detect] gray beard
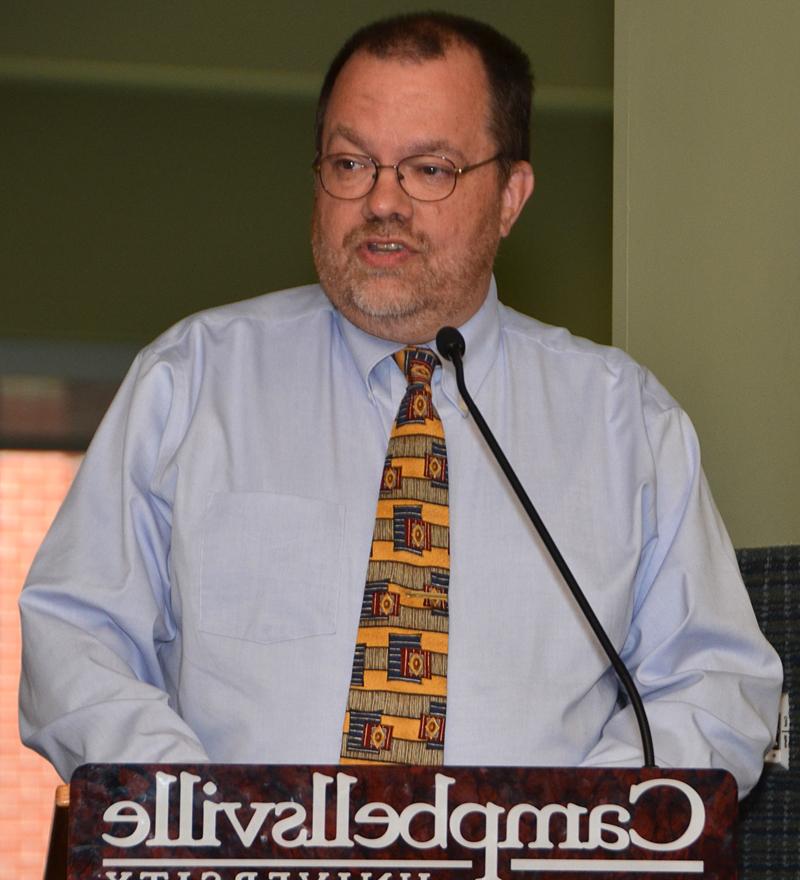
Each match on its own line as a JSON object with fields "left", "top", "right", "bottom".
{"left": 311, "top": 215, "right": 501, "bottom": 333}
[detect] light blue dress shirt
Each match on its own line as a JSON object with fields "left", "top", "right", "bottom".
{"left": 19, "top": 280, "right": 782, "bottom": 794}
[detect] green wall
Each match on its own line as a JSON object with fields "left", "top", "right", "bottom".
{"left": 614, "top": 0, "right": 800, "bottom": 546}
{"left": 1, "top": 1, "right": 613, "bottom": 351}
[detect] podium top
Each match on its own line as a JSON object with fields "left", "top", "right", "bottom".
{"left": 65, "top": 763, "right": 738, "bottom": 880}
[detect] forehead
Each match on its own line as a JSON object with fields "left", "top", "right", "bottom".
{"left": 322, "top": 46, "right": 493, "bottom": 159}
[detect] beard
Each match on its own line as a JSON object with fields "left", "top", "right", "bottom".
{"left": 311, "top": 206, "right": 502, "bottom": 341}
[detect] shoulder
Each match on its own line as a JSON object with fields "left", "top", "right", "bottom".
{"left": 497, "top": 302, "right": 679, "bottom": 416}
{"left": 105, "top": 285, "right": 334, "bottom": 463}
{"left": 138, "top": 285, "right": 333, "bottom": 367}
{"left": 499, "top": 302, "right": 637, "bottom": 375}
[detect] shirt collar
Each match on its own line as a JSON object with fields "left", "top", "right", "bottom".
{"left": 333, "top": 276, "right": 502, "bottom": 416}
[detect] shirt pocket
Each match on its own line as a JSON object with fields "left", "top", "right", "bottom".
{"left": 199, "top": 491, "right": 344, "bottom": 644}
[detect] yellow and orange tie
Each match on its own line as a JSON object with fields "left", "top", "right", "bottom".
{"left": 341, "top": 347, "right": 449, "bottom": 765}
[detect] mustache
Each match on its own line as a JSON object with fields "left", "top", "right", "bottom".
{"left": 344, "top": 221, "right": 430, "bottom": 253}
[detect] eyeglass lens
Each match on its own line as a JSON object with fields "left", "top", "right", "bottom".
{"left": 319, "top": 154, "right": 458, "bottom": 201}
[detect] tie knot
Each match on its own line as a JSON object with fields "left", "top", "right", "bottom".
{"left": 394, "top": 347, "right": 440, "bottom": 387}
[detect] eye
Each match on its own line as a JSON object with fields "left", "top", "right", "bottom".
{"left": 329, "top": 154, "right": 370, "bottom": 174}
{"left": 406, "top": 157, "right": 456, "bottom": 179}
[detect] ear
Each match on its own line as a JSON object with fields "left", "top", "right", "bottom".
{"left": 499, "top": 161, "right": 535, "bottom": 238}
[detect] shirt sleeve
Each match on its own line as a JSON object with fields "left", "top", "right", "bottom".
{"left": 18, "top": 344, "right": 210, "bottom": 781}
{"left": 580, "top": 370, "right": 783, "bottom": 798}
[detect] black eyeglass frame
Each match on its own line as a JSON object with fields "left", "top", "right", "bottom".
{"left": 312, "top": 152, "right": 505, "bottom": 202}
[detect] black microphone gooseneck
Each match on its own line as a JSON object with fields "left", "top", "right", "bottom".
{"left": 435, "top": 325, "right": 656, "bottom": 768}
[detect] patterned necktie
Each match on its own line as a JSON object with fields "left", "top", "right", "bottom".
{"left": 341, "top": 347, "right": 449, "bottom": 766}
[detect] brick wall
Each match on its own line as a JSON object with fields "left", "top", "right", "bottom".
{"left": 0, "top": 450, "right": 81, "bottom": 876}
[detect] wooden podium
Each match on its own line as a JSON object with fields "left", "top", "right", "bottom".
{"left": 55, "top": 764, "right": 738, "bottom": 879}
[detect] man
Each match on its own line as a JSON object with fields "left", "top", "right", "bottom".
{"left": 20, "top": 13, "right": 780, "bottom": 795}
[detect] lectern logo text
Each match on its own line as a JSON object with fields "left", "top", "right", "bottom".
{"left": 94, "top": 769, "right": 708, "bottom": 880}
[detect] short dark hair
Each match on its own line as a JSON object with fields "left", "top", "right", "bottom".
{"left": 314, "top": 12, "right": 533, "bottom": 174}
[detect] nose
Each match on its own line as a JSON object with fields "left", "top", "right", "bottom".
{"left": 362, "top": 164, "right": 413, "bottom": 222}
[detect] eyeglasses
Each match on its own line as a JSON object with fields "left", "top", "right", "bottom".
{"left": 313, "top": 152, "right": 504, "bottom": 202}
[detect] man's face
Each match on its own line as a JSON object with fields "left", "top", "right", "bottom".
{"left": 312, "top": 45, "right": 533, "bottom": 343}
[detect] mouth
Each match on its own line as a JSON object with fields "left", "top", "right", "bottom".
{"left": 367, "top": 241, "right": 407, "bottom": 253}
{"left": 355, "top": 235, "right": 418, "bottom": 268}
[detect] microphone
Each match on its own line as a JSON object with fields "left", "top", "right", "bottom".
{"left": 435, "top": 325, "right": 465, "bottom": 362}
{"left": 435, "top": 326, "right": 656, "bottom": 768}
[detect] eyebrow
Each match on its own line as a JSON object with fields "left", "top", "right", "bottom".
{"left": 326, "top": 125, "right": 467, "bottom": 164}
{"left": 406, "top": 139, "right": 467, "bottom": 163}
{"left": 326, "top": 125, "right": 370, "bottom": 154}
